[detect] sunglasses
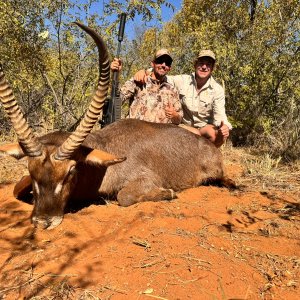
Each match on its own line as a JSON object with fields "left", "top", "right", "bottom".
{"left": 154, "top": 57, "right": 172, "bottom": 67}
{"left": 196, "top": 58, "right": 214, "bottom": 68}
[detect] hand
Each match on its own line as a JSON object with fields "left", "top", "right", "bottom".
{"left": 165, "top": 103, "right": 180, "bottom": 124}
{"left": 111, "top": 58, "right": 122, "bottom": 72}
{"left": 134, "top": 69, "right": 147, "bottom": 83}
{"left": 218, "top": 121, "right": 230, "bottom": 138}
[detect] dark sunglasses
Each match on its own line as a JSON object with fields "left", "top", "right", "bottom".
{"left": 154, "top": 56, "right": 172, "bottom": 67}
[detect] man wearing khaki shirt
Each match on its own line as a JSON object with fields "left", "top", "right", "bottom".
{"left": 168, "top": 50, "right": 231, "bottom": 147}
{"left": 135, "top": 50, "right": 231, "bottom": 147}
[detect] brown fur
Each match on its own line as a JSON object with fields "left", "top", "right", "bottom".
{"left": 2, "top": 119, "right": 234, "bottom": 228}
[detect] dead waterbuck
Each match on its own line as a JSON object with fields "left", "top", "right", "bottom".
{"left": 0, "top": 23, "right": 235, "bottom": 230}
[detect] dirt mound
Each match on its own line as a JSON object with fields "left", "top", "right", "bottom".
{"left": 0, "top": 153, "right": 299, "bottom": 299}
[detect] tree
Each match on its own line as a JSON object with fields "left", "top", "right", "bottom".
{"left": 143, "top": 0, "right": 300, "bottom": 160}
{"left": 0, "top": 0, "right": 174, "bottom": 134}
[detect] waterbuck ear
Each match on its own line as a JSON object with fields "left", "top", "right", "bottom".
{"left": 0, "top": 143, "right": 26, "bottom": 159}
{"left": 85, "top": 149, "right": 126, "bottom": 167}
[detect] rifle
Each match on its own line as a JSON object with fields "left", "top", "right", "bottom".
{"left": 101, "top": 13, "right": 127, "bottom": 126}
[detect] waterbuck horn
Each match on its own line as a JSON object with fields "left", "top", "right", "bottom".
{"left": 54, "top": 22, "right": 110, "bottom": 160}
{"left": 0, "top": 65, "right": 43, "bottom": 157}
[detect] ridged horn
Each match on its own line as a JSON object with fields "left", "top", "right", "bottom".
{"left": 54, "top": 22, "right": 110, "bottom": 160}
{"left": 0, "top": 65, "right": 43, "bottom": 157}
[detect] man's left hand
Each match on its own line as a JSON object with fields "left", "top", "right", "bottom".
{"left": 218, "top": 121, "right": 230, "bottom": 138}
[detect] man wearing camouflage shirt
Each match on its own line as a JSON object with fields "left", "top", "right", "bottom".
{"left": 110, "top": 49, "right": 183, "bottom": 124}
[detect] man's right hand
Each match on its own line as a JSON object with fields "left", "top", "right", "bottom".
{"left": 134, "top": 69, "right": 147, "bottom": 83}
{"left": 111, "top": 58, "right": 122, "bottom": 72}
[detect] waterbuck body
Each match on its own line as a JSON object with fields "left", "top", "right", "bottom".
{"left": 0, "top": 23, "right": 233, "bottom": 230}
{"left": 38, "top": 118, "right": 225, "bottom": 206}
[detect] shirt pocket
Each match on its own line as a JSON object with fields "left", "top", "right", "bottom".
{"left": 198, "top": 99, "right": 213, "bottom": 118}
{"left": 180, "top": 94, "right": 199, "bottom": 112}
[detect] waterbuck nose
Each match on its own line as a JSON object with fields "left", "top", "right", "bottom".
{"left": 32, "top": 216, "right": 63, "bottom": 230}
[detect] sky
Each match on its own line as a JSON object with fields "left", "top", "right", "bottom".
{"left": 123, "top": 0, "right": 182, "bottom": 39}
{"left": 125, "top": 0, "right": 182, "bottom": 36}
{"left": 160, "top": 0, "right": 182, "bottom": 22}
{"left": 82, "top": 0, "right": 182, "bottom": 39}
{"left": 68, "top": 0, "right": 183, "bottom": 45}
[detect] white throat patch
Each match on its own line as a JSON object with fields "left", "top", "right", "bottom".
{"left": 54, "top": 182, "right": 63, "bottom": 195}
{"left": 33, "top": 180, "right": 40, "bottom": 196}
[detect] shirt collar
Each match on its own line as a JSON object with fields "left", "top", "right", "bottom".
{"left": 191, "top": 73, "right": 213, "bottom": 90}
{"left": 149, "top": 74, "right": 168, "bottom": 84}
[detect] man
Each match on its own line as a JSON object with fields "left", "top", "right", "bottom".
{"left": 111, "top": 49, "right": 183, "bottom": 124}
{"left": 134, "top": 50, "right": 232, "bottom": 147}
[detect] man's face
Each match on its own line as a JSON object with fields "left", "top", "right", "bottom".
{"left": 194, "top": 57, "right": 214, "bottom": 80}
{"left": 151, "top": 55, "right": 172, "bottom": 79}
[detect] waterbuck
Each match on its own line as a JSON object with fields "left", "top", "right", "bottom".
{"left": 0, "top": 23, "right": 234, "bottom": 230}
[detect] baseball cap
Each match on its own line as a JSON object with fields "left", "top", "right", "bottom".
{"left": 197, "top": 50, "right": 216, "bottom": 61}
{"left": 154, "top": 49, "right": 173, "bottom": 62}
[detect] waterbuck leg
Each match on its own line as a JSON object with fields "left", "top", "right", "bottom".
{"left": 13, "top": 175, "right": 32, "bottom": 199}
{"left": 117, "top": 179, "right": 176, "bottom": 207}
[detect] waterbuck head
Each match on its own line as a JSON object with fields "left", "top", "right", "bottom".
{"left": 0, "top": 22, "right": 124, "bottom": 229}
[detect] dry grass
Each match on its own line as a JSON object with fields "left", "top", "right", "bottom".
{"left": 0, "top": 155, "right": 28, "bottom": 184}
{"left": 222, "top": 144, "right": 300, "bottom": 194}
{"left": 0, "top": 142, "right": 299, "bottom": 299}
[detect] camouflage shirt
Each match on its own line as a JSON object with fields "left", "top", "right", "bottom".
{"left": 120, "top": 75, "right": 183, "bottom": 124}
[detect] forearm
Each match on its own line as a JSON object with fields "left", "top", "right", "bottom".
{"left": 120, "top": 78, "right": 136, "bottom": 104}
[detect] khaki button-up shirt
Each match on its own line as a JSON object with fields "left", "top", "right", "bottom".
{"left": 167, "top": 74, "right": 232, "bottom": 129}
{"left": 120, "top": 76, "right": 183, "bottom": 124}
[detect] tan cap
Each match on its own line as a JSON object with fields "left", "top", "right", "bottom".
{"left": 154, "top": 48, "right": 173, "bottom": 61}
{"left": 198, "top": 50, "right": 216, "bottom": 61}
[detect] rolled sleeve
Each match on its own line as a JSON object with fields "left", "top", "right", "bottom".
{"left": 212, "top": 87, "right": 232, "bottom": 129}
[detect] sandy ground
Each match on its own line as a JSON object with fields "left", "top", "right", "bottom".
{"left": 0, "top": 151, "right": 299, "bottom": 300}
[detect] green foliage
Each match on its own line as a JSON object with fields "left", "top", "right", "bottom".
{"left": 132, "top": 0, "right": 300, "bottom": 160}
{"left": 0, "top": 0, "right": 172, "bottom": 134}
{"left": 1, "top": 0, "right": 299, "bottom": 160}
